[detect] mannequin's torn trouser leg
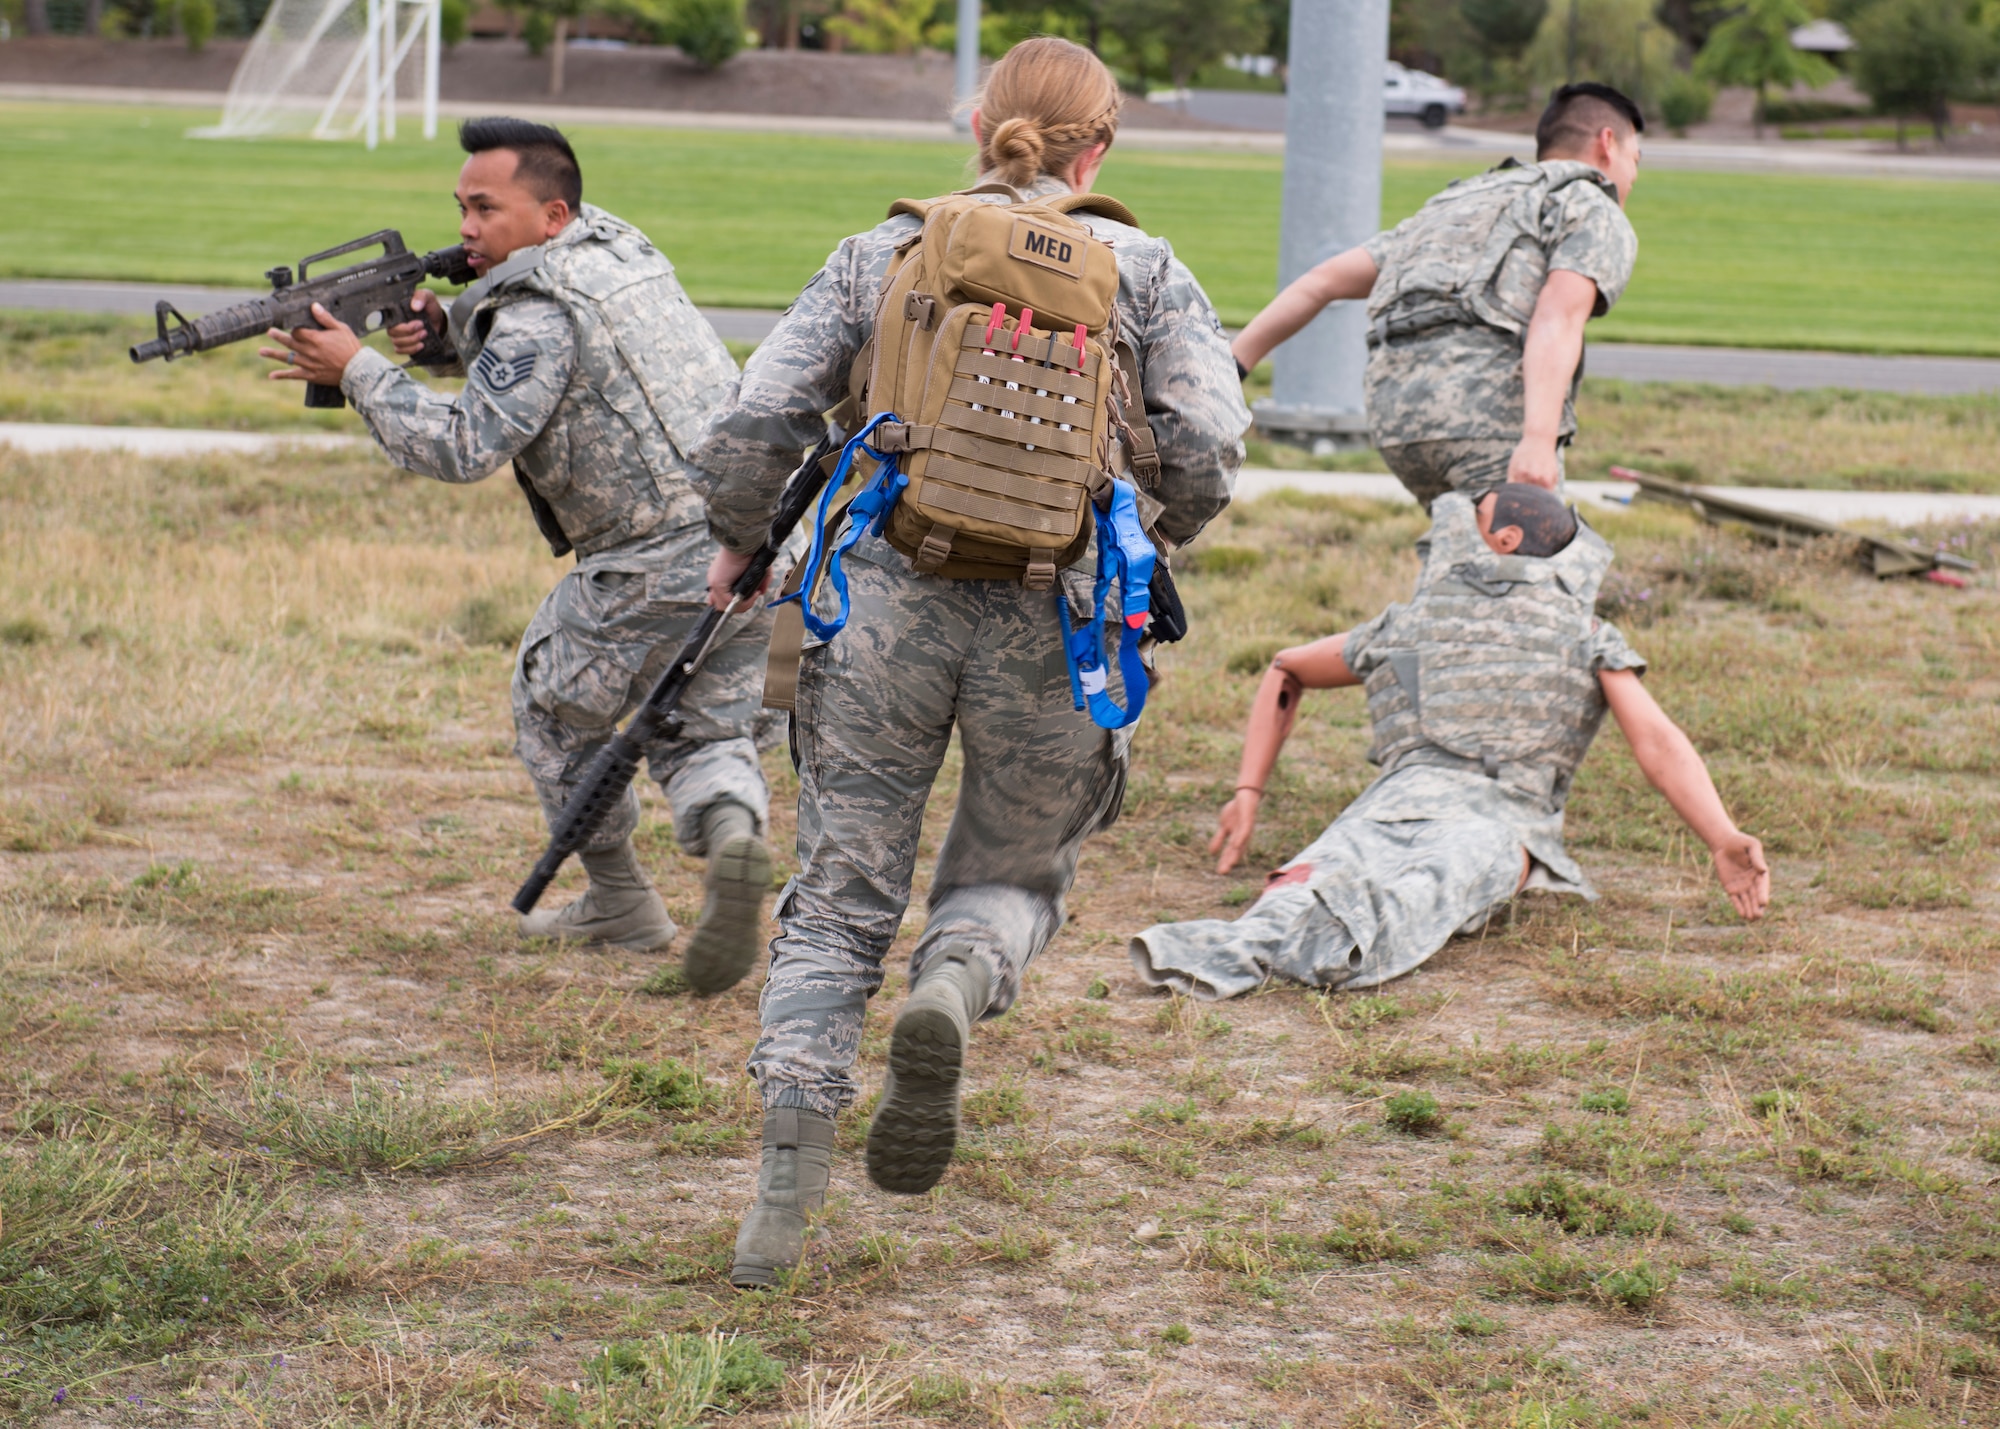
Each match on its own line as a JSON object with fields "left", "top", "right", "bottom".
{"left": 512, "top": 560, "right": 772, "bottom": 966}
{"left": 748, "top": 552, "right": 1126, "bottom": 1153}
{"left": 1129, "top": 815, "right": 1528, "bottom": 1000}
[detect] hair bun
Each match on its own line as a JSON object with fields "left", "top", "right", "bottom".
{"left": 988, "top": 115, "right": 1046, "bottom": 184}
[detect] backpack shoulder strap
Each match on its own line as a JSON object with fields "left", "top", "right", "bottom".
{"left": 887, "top": 183, "right": 1025, "bottom": 223}
{"left": 1045, "top": 193, "right": 1140, "bottom": 228}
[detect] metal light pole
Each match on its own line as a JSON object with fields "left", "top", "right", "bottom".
{"left": 953, "top": 0, "right": 979, "bottom": 132}
{"left": 1254, "top": 0, "right": 1390, "bottom": 448}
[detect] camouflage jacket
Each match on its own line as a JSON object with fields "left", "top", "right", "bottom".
{"left": 688, "top": 174, "right": 1250, "bottom": 557}
{"left": 1360, "top": 160, "right": 1638, "bottom": 445}
{"left": 1341, "top": 492, "right": 1643, "bottom": 885}
{"left": 342, "top": 204, "right": 738, "bottom": 558}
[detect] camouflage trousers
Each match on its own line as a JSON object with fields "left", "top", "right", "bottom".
{"left": 512, "top": 524, "right": 771, "bottom": 857}
{"left": 1378, "top": 438, "right": 1567, "bottom": 512}
{"left": 752, "top": 537, "right": 1129, "bottom": 1117}
{"left": 1128, "top": 814, "right": 1528, "bottom": 1000}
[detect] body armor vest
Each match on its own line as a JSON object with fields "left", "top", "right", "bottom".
{"left": 1363, "top": 492, "right": 1615, "bottom": 807}
{"left": 1365, "top": 160, "right": 1617, "bottom": 348}
{"left": 449, "top": 205, "right": 739, "bottom": 557}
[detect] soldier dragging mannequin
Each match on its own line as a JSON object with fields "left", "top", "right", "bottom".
{"left": 1231, "top": 83, "right": 1645, "bottom": 510}
{"left": 260, "top": 118, "right": 776, "bottom": 995}
{"left": 688, "top": 38, "right": 1250, "bottom": 1288}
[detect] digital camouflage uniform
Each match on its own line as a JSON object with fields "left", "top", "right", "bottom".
{"left": 341, "top": 205, "right": 769, "bottom": 860}
{"left": 691, "top": 174, "right": 1250, "bottom": 1117}
{"left": 1360, "top": 160, "right": 1638, "bottom": 509}
{"left": 1131, "top": 492, "right": 1644, "bottom": 1000}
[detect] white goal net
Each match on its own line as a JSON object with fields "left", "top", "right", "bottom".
{"left": 193, "top": 0, "right": 439, "bottom": 147}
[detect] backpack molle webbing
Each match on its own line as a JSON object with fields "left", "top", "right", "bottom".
{"left": 860, "top": 189, "right": 1136, "bottom": 587}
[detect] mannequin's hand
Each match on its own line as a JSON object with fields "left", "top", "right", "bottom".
{"left": 1209, "top": 790, "right": 1261, "bottom": 875}
{"left": 1710, "top": 830, "right": 1771, "bottom": 921}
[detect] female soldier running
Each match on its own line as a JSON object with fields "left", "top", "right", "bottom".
{"left": 690, "top": 36, "right": 1249, "bottom": 1287}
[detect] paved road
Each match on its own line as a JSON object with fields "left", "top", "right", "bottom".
{"left": 5, "top": 421, "right": 1993, "bottom": 529}
{"left": 14, "top": 279, "right": 1998, "bottom": 395}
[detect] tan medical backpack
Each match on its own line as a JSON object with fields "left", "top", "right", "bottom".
{"left": 860, "top": 186, "right": 1145, "bottom": 588}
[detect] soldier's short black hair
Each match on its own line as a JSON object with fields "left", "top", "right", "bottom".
{"left": 1536, "top": 83, "right": 1644, "bottom": 159}
{"left": 1490, "top": 485, "right": 1578, "bottom": 557}
{"left": 459, "top": 116, "right": 582, "bottom": 212}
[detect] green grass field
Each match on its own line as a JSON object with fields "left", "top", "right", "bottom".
{"left": 7, "top": 101, "right": 2000, "bottom": 354}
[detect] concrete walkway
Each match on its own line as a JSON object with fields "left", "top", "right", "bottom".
{"left": 15, "top": 279, "right": 1997, "bottom": 395}
{"left": 3, "top": 421, "right": 1993, "bottom": 529}
{"left": 8, "top": 80, "right": 2000, "bottom": 181}
{"left": 0, "top": 421, "right": 355, "bottom": 456}
{"left": 1234, "top": 469, "right": 2000, "bottom": 526}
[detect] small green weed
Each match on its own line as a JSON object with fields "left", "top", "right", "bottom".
{"left": 1384, "top": 1089, "right": 1443, "bottom": 1135}
{"left": 603, "top": 1056, "right": 715, "bottom": 1114}
{"left": 547, "top": 1332, "right": 782, "bottom": 1427}
{"left": 1503, "top": 1172, "right": 1673, "bottom": 1238}
{"left": 1579, "top": 1086, "right": 1630, "bottom": 1115}
{"left": 1160, "top": 1322, "right": 1193, "bottom": 1345}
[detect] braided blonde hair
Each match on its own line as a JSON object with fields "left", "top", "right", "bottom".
{"left": 974, "top": 37, "right": 1122, "bottom": 188}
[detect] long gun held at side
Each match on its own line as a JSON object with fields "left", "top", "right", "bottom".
{"left": 129, "top": 230, "right": 476, "bottom": 410}
{"left": 511, "top": 426, "right": 847, "bottom": 917}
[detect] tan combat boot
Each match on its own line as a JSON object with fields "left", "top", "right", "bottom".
{"left": 730, "top": 1106, "right": 836, "bottom": 1290}
{"left": 680, "top": 801, "right": 774, "bottom": 995}
{"left": 518, "top": 838, "right": 675, "bottom": 952}
{"left": 865, "top": 946, "right": 994, "bottom": 1195}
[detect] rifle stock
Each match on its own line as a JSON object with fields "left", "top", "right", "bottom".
{"left": 511, "top": 426, "right": 845, "bottom": 916}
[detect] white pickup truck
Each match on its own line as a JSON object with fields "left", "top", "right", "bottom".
{"left": 1384, "top": 61, "right": 1467, "bottom": 129}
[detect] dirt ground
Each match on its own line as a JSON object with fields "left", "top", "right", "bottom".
{"left": 4, "top": 432, "right": 1999, "bottom": 1425}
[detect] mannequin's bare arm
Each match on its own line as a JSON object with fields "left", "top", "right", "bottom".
{"left": 1211, "top": 633, "right": 1361, "bottom": 874}
{"left": 1600, "top": 668, "right": 1770, "bottom": 920}
{"left": 1231, "top": 249, "right": 1381, "bottom": 374}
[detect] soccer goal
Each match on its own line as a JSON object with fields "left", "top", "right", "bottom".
{"left": 192, "top": 0, "right": 440, "bottom": 148}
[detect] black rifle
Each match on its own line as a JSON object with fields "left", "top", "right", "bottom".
{"left": 512, "top": 426, "right": 846, "bottom": 915}
{"left": 129, "top": 230, "right": 476, "bottom": 410}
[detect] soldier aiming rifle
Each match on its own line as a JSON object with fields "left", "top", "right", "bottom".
{"left": 259, "top": 117, "right": 778, "bottom": 995}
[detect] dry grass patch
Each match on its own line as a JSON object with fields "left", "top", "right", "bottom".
{"left": 2, "top": 420, "right": 2000, "bottom": 1422}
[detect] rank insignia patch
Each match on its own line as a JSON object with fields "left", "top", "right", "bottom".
{"left": 472, "top": 348, "right": 538, "bottom": 393}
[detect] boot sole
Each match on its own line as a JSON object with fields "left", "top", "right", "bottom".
{"left": 728, "top": 1257, "right": 780, "bottom": 1291}
{"left": 681, "top": 835, "right": 773, "bottom": 995}
{"left": 866, "top": 1003, "right": 964, "bottom": 1195}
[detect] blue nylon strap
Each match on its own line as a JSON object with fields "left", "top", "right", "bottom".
{"left": 1059, "top": 479, "right": 1157, "bottom": 731}
{"left": 773, "top": 413, "right": 906, "bottom": 642}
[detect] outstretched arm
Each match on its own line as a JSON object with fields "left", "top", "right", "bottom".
{"left": 1509, "top": 269, "right": 1597, "bottom": 490}
{"left": 1600, "top": 668, "right": 1770, "bottom": 921}
{"left": 1211, "top": 633, "right": 1361, "bottom": 874}
{"left": 1230, "top": 247, "right": 1380, "bottom": 374}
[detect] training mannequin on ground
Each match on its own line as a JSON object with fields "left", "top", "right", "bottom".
{"left": 261, "top": 118, "right": 775, "bottom": 993}
{"left": 1130, "top": 486, "right": 1769, "bottom": 1000}
{"left": 1231, "top": 83, "right": 1644, "bottom": 510}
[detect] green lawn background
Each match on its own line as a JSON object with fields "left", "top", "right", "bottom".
{"left": 6, "top": 102, "right": 1999, "bottom": 355}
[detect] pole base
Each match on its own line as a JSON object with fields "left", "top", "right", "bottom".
{"left": 1251, "top": 400, "right": 1373, "bottom": 454}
